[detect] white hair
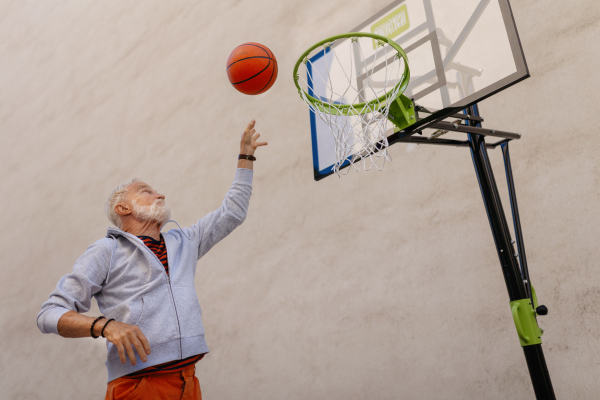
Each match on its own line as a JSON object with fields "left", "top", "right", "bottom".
{"left": 105, "top": 178, "right": 139, "bottom": 228}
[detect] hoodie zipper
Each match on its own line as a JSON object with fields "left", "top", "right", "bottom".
{"left": 114, "top": 231, "right": 184, "bottom": 359}
{"left": 162, "top": 237, "right": 184, "bottom": 359}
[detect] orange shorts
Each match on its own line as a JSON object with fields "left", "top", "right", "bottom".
{"left": 105, "top": 364, "right": 201, "bottom": 400}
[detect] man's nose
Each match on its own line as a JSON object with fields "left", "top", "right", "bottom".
{"left": 157, "top": 193, "right": 165, "bottom": 201}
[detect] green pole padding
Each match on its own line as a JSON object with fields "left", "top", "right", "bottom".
{"left": 510, "top": 298, "right": 543, "bottom": 346}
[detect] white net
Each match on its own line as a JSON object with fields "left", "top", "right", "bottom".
{"left": 296, "top": 36, "right": 407, "bottom": 175}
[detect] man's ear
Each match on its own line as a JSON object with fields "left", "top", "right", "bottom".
{"left": 115, "top": 202, "right": 132, "bottom": 217}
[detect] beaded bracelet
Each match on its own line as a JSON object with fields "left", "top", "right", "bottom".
{"left": 90, "top": 316, "right": 105, "bottom": 339}
{"left": 101, "top": 319, "right": 115, "bottom": 338}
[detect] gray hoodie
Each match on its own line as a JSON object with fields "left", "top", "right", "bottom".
{"left": 37, "top": 168, "right": 253, "bottom": 382}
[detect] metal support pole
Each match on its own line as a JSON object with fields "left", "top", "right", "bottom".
{"left": 501, "top": 142, "right": 532, "bottom": 301}
{"left": 466, "top": 105, "right": 555, "bottom": 399}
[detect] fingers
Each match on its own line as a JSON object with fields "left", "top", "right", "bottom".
{"left": 115, "top": 341, "right": 127, "bottom": 365}
{"left": 137, "top": 330, "right": 152, "bottom": 356}
{"left": 241, "top": 119, "right": 268, "bottom": 152}
{"left": 128, "top": 331, "right": 148, "bottom": 363}
{"left": 123, "top": 336, "right": 138, "bottom": 366}
{"left": 105, "top": 323, "right": 129, "bottom": 365}
{"left": 244, "top": 120, "right": 256, "bottom": 134}
{"left": 251, "top": 133, "right": 267, "bottom": 147}
{"left": 107, "top": 323, "right": 151, "bottom": 365}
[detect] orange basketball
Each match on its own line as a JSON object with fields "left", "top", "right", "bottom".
{"left": 226, "top": 43, "right": 278, "bottom": 95}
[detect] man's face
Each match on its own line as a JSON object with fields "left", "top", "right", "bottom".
{"left": 125, "top": 182, "right": 171, "bottom": 225}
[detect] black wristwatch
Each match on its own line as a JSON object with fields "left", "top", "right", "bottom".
{"left": 239, "top": 154, "right": 256, "bottom": 161}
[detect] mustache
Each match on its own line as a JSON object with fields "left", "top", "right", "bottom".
{"left": 153, "top": 198, "right": 166, "bottom": 205}
{"left": 132, "top": 198, "right": 171, "bottom": 225}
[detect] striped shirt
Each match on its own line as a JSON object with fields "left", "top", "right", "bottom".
{"left": 126, "top": 235, "right": 204, "bottom": 377}
{"left": 139, "top": 235, "right": 170, "bottom": 274}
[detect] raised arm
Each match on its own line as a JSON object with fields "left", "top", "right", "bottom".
{"left": 190, "top": 120, "right": 267, "bottom": 259}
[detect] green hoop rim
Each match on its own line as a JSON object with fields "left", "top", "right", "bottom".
{"left": 293, "top": 32, "right": 410, "bottom": 115}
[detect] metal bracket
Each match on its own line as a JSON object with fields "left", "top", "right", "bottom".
{"left": 429, "top": 121, "right": 520, "bottom": 140}
{"left": 386, "top": 94, "right": 416, "bottom": 130}
{"left": 416, "top": 105, "right": 483, "bottom": 124}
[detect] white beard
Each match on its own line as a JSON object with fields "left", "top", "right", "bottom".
{"left": 132, "top": 199, "right": 172, "bottom": 227}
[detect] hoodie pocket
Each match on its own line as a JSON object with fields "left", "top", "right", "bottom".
{"left": 107, "top": 285, "right": 178, "bottom": 361}
{"left": 135, "top": 285, "right": 179, "bottom": 345}
{"left": 171, "top": 286, "right": 205, "bottom": 338}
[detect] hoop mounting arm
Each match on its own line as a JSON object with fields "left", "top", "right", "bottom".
{"left": 386, "top": 94, "right": 415, "bottom": 130}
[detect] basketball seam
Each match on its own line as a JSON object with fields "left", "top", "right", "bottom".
{"left": 251, "top": 60, "right": 277, "bottom": 95}
{"left": 226, "top": 56, "right": 272, "bottom": 71}
{"left": 232, "top": 43, "right": 270, "bottom": 57}
{"left": 231, "top": 59, "right": 272, "bottom": 85}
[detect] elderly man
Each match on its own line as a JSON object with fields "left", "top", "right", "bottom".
{"left": 37, "top": 121, "right": 266, "bottom": 400}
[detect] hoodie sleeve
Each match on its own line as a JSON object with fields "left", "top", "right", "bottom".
{"left": 36, "top": 239, "right": 112, "bottom": 335}
{"left": 189, "top": 168, "right": 253, "bottom": 260}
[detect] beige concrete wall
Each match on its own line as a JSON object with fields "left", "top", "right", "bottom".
{"left": 1, "top": 0, "right": 599, "bottom": 398}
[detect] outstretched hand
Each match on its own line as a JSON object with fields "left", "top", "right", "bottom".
{"left": 240, "top": 120, "right": 268, "bottom": 155}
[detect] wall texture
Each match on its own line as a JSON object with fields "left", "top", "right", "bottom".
{"left": 1, "top": 1, "right": 599, "bottom": 399}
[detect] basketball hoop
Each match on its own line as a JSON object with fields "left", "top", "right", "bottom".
{"left": 293, "top": 32, "right": 413, "bottom": 175}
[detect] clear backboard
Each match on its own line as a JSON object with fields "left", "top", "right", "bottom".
{"left": 306, "top": 0, "right": 528, "bottom": 180}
